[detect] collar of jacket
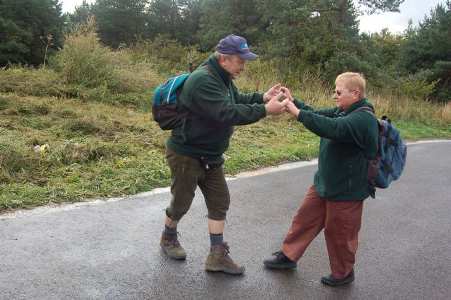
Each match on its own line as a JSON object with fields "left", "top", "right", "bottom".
{"left": 207, "top": 54, "right": 232, "bottom": 87}
{"left": 339, "top": 98, "right": 373, "bottom": 116}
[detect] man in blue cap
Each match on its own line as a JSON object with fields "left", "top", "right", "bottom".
{"left": 160, "top": 34, "right": 289, "bottom": 275}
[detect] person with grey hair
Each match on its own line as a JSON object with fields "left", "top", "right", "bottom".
{"left": 160, "top": 34, "right": 289, "bottom": 275}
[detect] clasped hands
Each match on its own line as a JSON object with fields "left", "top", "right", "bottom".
{"left": 263, "top": 84, "right": 300, "bottom": 118}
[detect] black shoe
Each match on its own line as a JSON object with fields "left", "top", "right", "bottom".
{"left": 263, "top": 251, "right": 297, "bottom": 269}
{"left": 321, "top": 269, "right": 355, "bottom": 287}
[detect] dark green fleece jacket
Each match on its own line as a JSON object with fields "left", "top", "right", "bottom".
{"left": 295, "top": 98, "right": 378, "bottom": 201}
{"left": 167, "top": 55, "right": 267, "bottom": 163}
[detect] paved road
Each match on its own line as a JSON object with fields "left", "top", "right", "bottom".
{"left": 1, "top": 141, "right": 451, "bottom": 300}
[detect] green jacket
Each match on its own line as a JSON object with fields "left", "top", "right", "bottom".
{"left": 295, "top": 98, "right": 378, "bottom": 201}
{"left": 167, "top": 55, "right": 267, "bottom": 163}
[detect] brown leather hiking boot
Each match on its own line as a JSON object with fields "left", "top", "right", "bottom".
{"left": 205, "top": 242, "right": 245, "bottom": 275}
{"left": 160, "top": 234, "right": 186, "bottom": 260}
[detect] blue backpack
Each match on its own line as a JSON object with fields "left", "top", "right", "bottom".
{"left": 355, "top": 107, "right": 407, "bottom": 192}
{"left": 152, "top": 73, "right": 190, "bottom": 130}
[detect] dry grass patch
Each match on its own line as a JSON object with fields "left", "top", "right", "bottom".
{"left": 441, "top": 102, "right": 451, "bottom": 123}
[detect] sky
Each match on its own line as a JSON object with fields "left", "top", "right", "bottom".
{"left": 357, "top": 0, "right": 447, "bottom": 34}
{"left": 61, "top": 0, "right": 94, "bottom": 14}
{"left": 60, "top": 0, "right": 448, "bottom": 34}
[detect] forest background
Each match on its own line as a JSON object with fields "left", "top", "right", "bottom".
{"left": 0, "top": 0, "right": 450, "bottom": 211}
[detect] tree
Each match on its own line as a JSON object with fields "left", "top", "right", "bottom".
{"left": 92, "top": 0, "right": 148, "bottom": 48}
{"left": 67, "top": 0, "right": 93, "bottom": 29}
{"left": 0, "top": 0, "right": 64, "bottom": 66}
{"left": 356, "top": 0, "right": 404, "bottom": 14}
{"left": 196, "top": 0, "right": 264, "bottom": 51}
{"left": 252, "top": 0, "right": 360, "bottom": 79}
{"left": 248, "top": 0, "right": 406, "bottom": 81}
{"left": 147, "top": 0, "right": 201, "bottom": 45}
{"left": 358, "top": 29, "right": 404, "bottom": 87}
{"left": 399, "top": 1, "right": 451, "bottom": 101}
{"left": 0, "top": 12, "right": 30, "bottom": 65}
{"left": 178, "top": 0, "right": 202, "bottom": 45}
{"left": 147, "top": 0, "right": 183, "bottom": 41}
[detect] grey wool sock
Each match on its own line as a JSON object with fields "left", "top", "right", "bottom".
{"left": 163, "top": 225, "right": 177, "bottom": 238}
{"left": 209, "top": 233, "right": 223, "bottom": 246}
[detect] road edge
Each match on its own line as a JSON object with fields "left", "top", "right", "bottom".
{"left": 2, "top": 139, "right": 450, "bottom": 220}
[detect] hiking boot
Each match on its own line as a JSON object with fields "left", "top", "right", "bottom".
{"left": 263, "top": 251, "right": 297, "bottom": 269}
{"left": 321, "top": 269, "right": 355, "bottom": 287}
{"left": 205, "top": 242, "right": 245, "bottom": 275}
{"left": 160, "top": 234, "right": 186, "bottom": 260}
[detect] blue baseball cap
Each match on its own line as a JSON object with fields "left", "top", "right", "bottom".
{"left": 216, "top": 34, "right": 258, "bottom": 60}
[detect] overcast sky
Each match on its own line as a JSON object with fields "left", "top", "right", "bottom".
{"left": 60, "top": 0, "right": 447, "bottom": 34}
{"left": 357, "top": 0, "right": 447, "bottom": 33}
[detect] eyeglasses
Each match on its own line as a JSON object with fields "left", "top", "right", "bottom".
{"left": 334, "top": 89, "right": 358, "bottom": 96}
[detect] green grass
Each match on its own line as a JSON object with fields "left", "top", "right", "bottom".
{"left": 395, "top": 120, "right": 451, "bottom": 140}
{"left": 0, "top": 92, "right": 450, "bottom": 213}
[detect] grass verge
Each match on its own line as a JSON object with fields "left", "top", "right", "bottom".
{"left": 1, "top": 93, "right": 450, "bottom": 213}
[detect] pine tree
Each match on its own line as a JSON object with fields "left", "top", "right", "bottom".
{"left": 92, "top": 0, "right": 148, "bottom": 48}
{"left": 0, "top": 0, "right": 64, "bottom": 66}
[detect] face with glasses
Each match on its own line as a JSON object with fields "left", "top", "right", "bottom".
{"left": 333, "top": 80, "right": 361, "bottom": 111}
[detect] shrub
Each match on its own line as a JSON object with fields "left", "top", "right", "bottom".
{"left": 398, "top": 72, "right": 438, "bottom": 100}
{"left": 130, "top": 37, "right": 208, "bottom": 74}
{"left": 51, "top": 18, "right": 163, "bottom": 105}
{"left": 53, "top": 18, "right": 119, "bottom": 90}
{"left": 114, "top": 60, "right": 162, "bottom": 94}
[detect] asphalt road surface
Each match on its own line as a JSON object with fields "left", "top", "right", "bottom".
{"left": 1, "top": 140, "right": 450, "bottom": 300}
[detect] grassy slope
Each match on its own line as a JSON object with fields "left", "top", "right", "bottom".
{"left": 1, "top": 92, "right": 450, "bottom": 212}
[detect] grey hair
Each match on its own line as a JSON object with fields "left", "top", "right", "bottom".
{"left": 214, "top": 51, "right": 233, "bottom": 60}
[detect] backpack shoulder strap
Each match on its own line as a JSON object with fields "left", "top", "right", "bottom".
{"left": 166, "top": 73, "right": 190, "bottom": 103}
{"left": 353, "top": 106, "right": 375, "bottom": 116}
{"left": 352, "top": 106, "right": 380, "bottom": 158}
